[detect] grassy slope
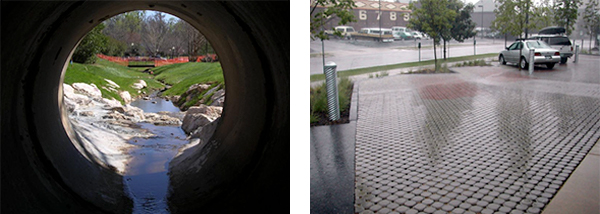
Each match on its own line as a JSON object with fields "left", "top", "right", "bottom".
{"left": 152, "top": 62, "right": 224, "bottom": 96}
{"left": 63, "top": 59, "right": 164, "bottom": 103}
{"left": 310, "top": 53, "right": 497, "bottom": 82}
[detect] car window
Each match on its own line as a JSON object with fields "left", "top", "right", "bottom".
{"left": 347, "top": 28, "right": 354, "bottom": 33}
{"left": 526, "top": 41, "right": 551, "bottom": 49}
{"left": 548, "top": 37, "right": 571, "bottom": 46}
{"left": 508, "top": 42, "right": 522, "bottom": 50}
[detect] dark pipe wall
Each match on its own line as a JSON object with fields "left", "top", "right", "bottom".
{"left": 1, "top": 1, "right": 290, "bottom": 213}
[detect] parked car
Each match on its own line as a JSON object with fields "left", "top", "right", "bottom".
{"left": 391, "top": 26, "right": 413, "bottom": 40}
{"left": 529, "top": 26, "right": 573, "bottom": 64}
{"left": 499, "top": 40, "right": 561, "bottom": 69}
{"left": 412, "top": 32, "right": 423, "bottom": 40}
{"left": 325, "top": 26, "right": 356, "bottom": 39}
{"left": 354, "top": 28, "right": 394, "bottom": 42}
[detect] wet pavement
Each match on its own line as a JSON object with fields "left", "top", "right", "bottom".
{"left": 311, "top": 85, "right": 359, "bottom": 214}
{"left": 311, "top": 38, "right": 506, "bottom": 74}
{"left": 310, "top": 122, "right": 356, "bottom": 214}
{"left": 312, "top": 55, "right": 600, "bottom": 214}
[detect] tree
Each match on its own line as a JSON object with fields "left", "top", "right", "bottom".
{"left": 492, "top": 0, "right": 536, "bottom": 39}
{"left": 446, "top": 0, "right": 477, "bottom": 59}
{"left": 408, "top": 0, "right": 456, "bottom": 70}
{"left": 554, "top": 0, "right": 583, "bottom": 36}
{"left": 103, "top": 11, "right": 145, "bottom": 55}
{"left": 530, "top": 0, "right": 555, "bottom": 29}
{"left": 310, "top": 0, "right": 356, "bottom": 40}
{"left": 142, "top": 12, "right": 174, "bottom": 56}
{"left": 582, "top": 0, "right": 600, "bottom": 50}
{"left": 72, "top": 23, "right": 108, "bottom": 64}
{"left": 101, "top": 37, "right": 127, "bottom": 56}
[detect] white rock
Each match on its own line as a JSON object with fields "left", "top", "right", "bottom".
{"left": 119, "top": 91, "right": 132, "bottom": 104}
{"left": 63, "top": 83, "right": 75, "bottom": 96}
{"left": 138, "top": 80, "right": 147, "bottom": 87}
{"left": 63, "top": 84, "right": 93, "bottom": 107}
{"left": 186, "top": 105, "right": 222, "bottom": 118}
{"left": 131, "top": 80, "right": 147, "bottom": 90}
{"left": 104, "top": 78, "right": 120, "bottom": 89}
{"left": 181, "top": 113, "right": 215, "bottom": 133}
{"left": 102, "top": 98, "right": 122, "bottom": 108}
{"left": 124, "top": 105, "right": 145, "bottom": 122}
{"left": 72, "top": 83, "right": 102, "bottom": 99}
{"left": 181, "top": 105, "right": 222, "bottom": 133}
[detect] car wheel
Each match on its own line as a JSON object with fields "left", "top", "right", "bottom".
{"left": 560, "top": 57, "right": 568, "bottom": 64}
{"left": 546, "top": 63, "right": 555, "bottom": 69}
{"left": 520, "top": 57, "right": 528, "bottom": 69}
{"left": 499, "top": 55, "right": 506, "bottom": 65}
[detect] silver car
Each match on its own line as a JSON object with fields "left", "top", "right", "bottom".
{"left": 499, "top": 40, "right": 561, "bottom": 69}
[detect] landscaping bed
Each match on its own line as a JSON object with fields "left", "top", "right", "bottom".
{"left": 310, "top": 77, "right": 353, "bottom": 126}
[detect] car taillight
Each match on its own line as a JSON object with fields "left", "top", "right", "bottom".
{"left": 534, "top": 52, "right": 541, "bottom": 56}
{"left": 554, "top": 52, "right": 560, "bottom": 56}
{"left": 571, "top": 47, "right": 573, "bottom": 51}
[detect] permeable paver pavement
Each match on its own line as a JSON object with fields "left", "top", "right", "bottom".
{"left": 354, "top": 64, "right": 600, "bottom": 214}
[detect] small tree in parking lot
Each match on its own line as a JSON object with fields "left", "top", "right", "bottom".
{"left": 582, "top": 0, "right": 600, "bottom": 50}
{"left": 554, "top": 0, "right": 583, "bottom": 36}
{"left": 408, "top": 0, "right": 456, "bottom": 70}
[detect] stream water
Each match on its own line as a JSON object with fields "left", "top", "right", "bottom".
{"left": 125, "top": 96, "right": 187, "bottom": 214}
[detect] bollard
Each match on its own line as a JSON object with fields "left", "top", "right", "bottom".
{"left": 324, "top": 61, "right": 340, "bottom": 121}
{"left": 474, "top": 39, "right": 477, "bottom": 55}
{"left": 574, "top": 45, "right": 579, "bottom": 63}
{"left": 418, "top": 42, "right": 421, "bottom": 62}
{"left": 529, "top": 48, "right": 535, "bottom": 75}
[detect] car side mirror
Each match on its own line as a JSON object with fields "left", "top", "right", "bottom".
{"left": 505, "top": 47, "right": 509, "bottom": 50}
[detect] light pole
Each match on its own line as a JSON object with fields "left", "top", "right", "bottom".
{"left": 172, "top": 46, "right": 175, "bottom": 59}
{"left": 479, "top": 5, "right": 483, "bottom": 39}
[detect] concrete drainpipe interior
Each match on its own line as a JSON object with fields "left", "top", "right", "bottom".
{"left": 1, "top": 1, "right": 289, "bottom": 213}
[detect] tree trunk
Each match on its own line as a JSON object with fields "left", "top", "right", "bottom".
{"left": 443, "top": 40, "right": 447, "bottom": 60}
{"left": 433, "top": 41, "right": 438, "bottom": 71}
{"left": 591, "top": 34, "right": 593, "bottom": 51}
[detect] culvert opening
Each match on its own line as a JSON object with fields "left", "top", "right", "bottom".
{"left": 3, "top": 2, "right": 288, "bottom": 213}
{"left": 62, "top": 10, "right": 226, "bottom": 213}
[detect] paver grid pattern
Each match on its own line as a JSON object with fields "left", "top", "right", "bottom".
{"left": 354, "top": 73, "right": 600, "bottom": 214}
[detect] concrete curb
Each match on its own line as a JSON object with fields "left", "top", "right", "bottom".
{"left": 350, "top": 82, "right": 359, "bottom": 122}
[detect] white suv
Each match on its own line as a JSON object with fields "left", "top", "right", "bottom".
{"left": 529, "top": 27, "right": 573, "bottom": 64}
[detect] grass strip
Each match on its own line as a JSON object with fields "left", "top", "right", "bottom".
{"left": 310, "top": 53, "right": 497, "bottom": 82}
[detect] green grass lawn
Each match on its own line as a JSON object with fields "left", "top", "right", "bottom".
{"left": 310, "top": 53, "right": 497, "bottom": 82}
{"left": 63, "top": 59, "right": 164, "bottom": 103}
{"left": 152, "top": 62, "right": 224, "bottom": 96}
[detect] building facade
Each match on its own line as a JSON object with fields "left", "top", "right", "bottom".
{"left": 312, "top": 0, "right": 412, "bottom": 31}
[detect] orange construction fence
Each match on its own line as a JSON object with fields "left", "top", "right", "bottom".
{"left": 97, "top": 54, "right": 218, "bottom": 67}
{"left": 196, "top": 54, "right": 218, "bottom": 62}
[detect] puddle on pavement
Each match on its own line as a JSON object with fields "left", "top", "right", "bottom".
{"left": 124, "top": 97, "right": 187, "bottom": 214}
